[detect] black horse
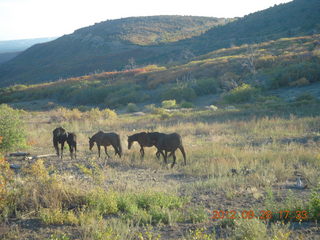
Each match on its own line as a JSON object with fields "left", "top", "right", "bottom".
{"left": 149, "top": 132, "right": 186, "bottom": 168}
{"left": 89, "top": 131, "right": 122, "bottom": 158}
{"left": 53, "top": 127, "right": 77, "bottom": 159}
{"left": 128, "top": 132, "right": 160, "bottom": 158}
{"left": 66, "top": 132, "right": 77, "bottom": 159}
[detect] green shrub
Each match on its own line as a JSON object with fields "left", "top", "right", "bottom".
{"left": 86, "top": 188, "right": 119, "bottom": 216}
{"left": 126, "top": 103, "right": 139, "bottom": 112}
{"left": 0, "top": 104, "right": 27, "bottom": 153}
{"left": 308, "top": 190, "right": 320, "bottom": 220}
{"left": 180, "top": 101, "right": 194, "bottom": 108}
{"left": 193, "top": 78, "right": 219, "bottom": 96}
{"left": 161, "top": 99, "right": 177, "bottom": 109}
{"left": 294, "top": 93, "right": 317, "bottom": 103}
{"left": 233, "top": 218, "right": 268, "bottom": 240}
{"left": 161, "top": 86, "right": 196, "bottom": 102}
{"left": 223, "top": 84, "right": 259, "bottom": 103}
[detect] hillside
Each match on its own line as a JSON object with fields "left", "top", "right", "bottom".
{"left": 1, "top": 34, "right": 319, "bottom": 110}
{"left": 1, "top": 0, "right": 320, "bottom": 87}
{"left": 0, "top": 16, "right": 229, "bottom": 86}
{"left": 179, "top": 0, "right": 320, "bottom": 55}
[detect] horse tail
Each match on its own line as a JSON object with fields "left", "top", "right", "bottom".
{"left": 179, "top": 145, "right": 186, "bottom": 166}
{"left": 117, "top": 135, "right": 122, "bottom": 157}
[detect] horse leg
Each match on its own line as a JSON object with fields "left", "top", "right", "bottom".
{"left": 179, "top": 145, "right": 186, "bottom": 166}
{"left": 69, "top": 144, "right": 73, "bottom": 159}
{"left": 97, "top": 145, "right": 101, "bottom": 158}
{"left": 139, "top": 145, "right": 144, "bottom": 158}
{"left": 111, "top": 144, "right": 119, "bottom": 157}
{"left": 104, "top": 146, "right": 110, "bottom": 158}
{"left": 164, "top": 150, "right": 168, "bottom": 164}
{"left": 171, "top": 151, "right": 176, "bottom": 168}
{"left": 60, "top": 141, "right": 65, "bottom": 159}
{"left": 53, "top": 140, "right": 59, "bottom": 157}
{"left": 74, "top": 143, "right": 77, "bottom": 159}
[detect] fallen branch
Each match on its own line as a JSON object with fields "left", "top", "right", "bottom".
{"left": 7, "top": 152, "right": 30, "bottom": 157}
{"left": 24, "top": 154, "right": 56, "bottom": 161}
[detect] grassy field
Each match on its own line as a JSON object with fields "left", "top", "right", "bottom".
{"left": 1, "top": 102, "right": 320, "bottom": 239}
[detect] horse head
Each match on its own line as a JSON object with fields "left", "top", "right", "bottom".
{"left": 88, "top": 137, "right": 94, "bottom": 150}
{"left": 127, "top": 135, "right": 133, "bottom": 149}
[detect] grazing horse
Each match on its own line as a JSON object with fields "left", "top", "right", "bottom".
{"left": 66, "top": 132, "right": 77, "bottom": 159}
{"left": 89, "top": 131, "right": 122, "bottom": 158}
{"left": 149, "top": 132, "right": 186, "bottom": 168}
{"left": 128, "top": 132, "right": 160, "bottom": 158}
{"left": 53, "top": 127, "right": 77, "bottom": 159}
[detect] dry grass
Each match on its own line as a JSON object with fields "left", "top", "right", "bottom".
{"left": 1, "top": 105, "right": 320, "bottom": 239}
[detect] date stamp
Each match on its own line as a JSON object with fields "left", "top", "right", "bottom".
{"left": 211, "top": 210, "right": 308, "bottom": 221}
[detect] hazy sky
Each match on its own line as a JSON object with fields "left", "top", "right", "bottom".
{"left": 0, "top": 0, "right": 293, "bottom": 41}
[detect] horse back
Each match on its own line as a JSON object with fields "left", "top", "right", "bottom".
{"left": 159, "top": 133, "right": 183, "bottom": 151}
{"left": 53, "top": 127, "right": 67, "bottom": 143}
{"left": 67, "top": 132, "right": 77, "bottom": 145}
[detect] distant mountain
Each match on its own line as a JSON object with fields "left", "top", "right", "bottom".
{"left": 0, "top": 37, "right": 56, "bottom": 65}
{"left": 0, "top": 16, "right": 230, "bottom": 86}
{"left": 0, "top": 37, "right": 56, "bottom": 53}
{"left": 0, "top": 0, "right": 319, "bottom": 87}
{"left": 0, "top": 52, "right": 21, "bottom": 65}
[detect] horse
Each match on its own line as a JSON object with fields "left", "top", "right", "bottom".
{"left": 89, "top": 131, "right": 122, "bottom": 158}
{"left": 149, "top": 132, "right": 186, "bottom": 168}
{"left": 66, "top": 132, "right": 77, "bottom": 159}
{"left": 53, "top": 127, "right": 77, "bottom": 159}
{"left": 127, "top": 132, "right": 160, "bottom": 158}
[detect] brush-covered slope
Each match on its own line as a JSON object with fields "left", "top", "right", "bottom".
{"left": 0, "top": 16, "right": 228, "bottom": 86}
{"left": 181, "top": 0, "right": 320, "bottom": 54}
{"left": 1, "top": 34, "right": 319, "bottom": 109}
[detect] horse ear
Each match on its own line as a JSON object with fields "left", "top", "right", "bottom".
{"left": 88, "top": 137, "right": 91, "bottom": 140}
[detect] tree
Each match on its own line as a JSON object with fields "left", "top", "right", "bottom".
{"left": 0, "top": 104, "right": 27, "bottom": 153}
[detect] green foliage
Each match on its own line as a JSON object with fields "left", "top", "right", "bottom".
{"left": 193, "top": 78, "right": 219, "bottom": 96}
{"left": 180, "top": 101, "right": 194, "bottom": 108}
{"left": 233, "top": 218, "right": 268, "bottom": 240}
{"left": 117, "top": 191, "right": 186, "bottom": 225}
{"left": 269, "top": 62, "right": 320, "bottom": 88}
{"left": 87, "top": 188, "right": 119, "bottom": 216}
{"left": 47, "top": 233, "right": 71, "bottom": 240}
{"left": 294, "top": 93, "right": 317, "bottom": 104}
{"left": 188, "top": 228, "right": 215, "bottom": 240}
{"left": 126, "top": 103, "right": 139, "bottom": 113}
{"left": 308, "top": 189, "right": 320, "bottom": 220}
{"left": 39, "top": 208, "right": 79, "bottom": 225}
{"left": 0, "top": 104, "right": 27, "bottom": 153}
{"left": 161, "top": 86, "right": 197, "bottom": 102}
{"left": 184, "top": 206, "right": 208, "bottom": 223}
{"left": 161, "top": 99, "right": 177, "bottom": 109}
{"left": 223, "top": 84, "right": 259, "bottom": 103}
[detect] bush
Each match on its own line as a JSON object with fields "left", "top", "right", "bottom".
{"left": 193, "top": 78, "right": 219, "bottom": 96}
{"left": 161, "top": 100, "right": 177, "bottom": 109}
{"left": 294, "top": 93, "right": 317, "bottom": 103}
{"left": 223, "top": 84, "right": 259, "bottom": 103}
{"left": 233, "top": 218, "right": 268, "bottom": 240}
{"left": 126, "top": 103, "right": 139, "bottom": 113}
{"left": 161, "top": 86, "right": 197, "bottom": 102}
{"left": 180, "top": 101, "right": 194, "bottom": 108}
{"left": 0, "top": 104, "right": 27, "bottom": 153}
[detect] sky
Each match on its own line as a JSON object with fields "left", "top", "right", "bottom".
{"left": 0, "top": 0, "right": 293, "bottom": 41}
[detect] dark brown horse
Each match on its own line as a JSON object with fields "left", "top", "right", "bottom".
{"left": 53, "top": 127, "right": 77, "bottom": 159}
{"left": 149, "top": 132, "right": 186, "bottom": 168}
{"left": 89, "top": 131, "right": 122, "bottom": 158}
{"left": 128, "top": 132, "right": 160, "bottom": 158}
{"left": 66, "top": 132, "right": 77, "bottom": 159}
